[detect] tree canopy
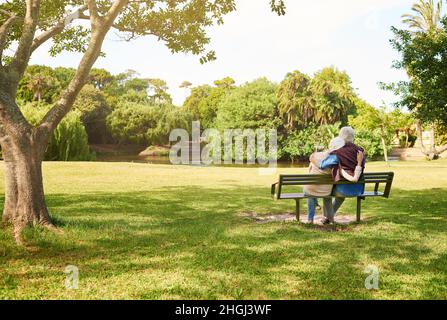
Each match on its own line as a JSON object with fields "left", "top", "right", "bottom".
{"left": 276, "top": 67, "right": 357, "bottom": 131}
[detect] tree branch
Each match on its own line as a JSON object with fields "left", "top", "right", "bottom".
{"left": 86, "top": 0, "right": 100, "bottom": 21}
{"left": 30, "top": 5, "right": 88, "bottom": 53}
{"left": 78, "top": 14, "right": 155, "bottom": 39}
{"left": 437, "top": 144, "right": 447, "bottom": 154}
{"left": 0, "top": 11, "right": 19, "bottom": 63}
{"left": 104, "top": 0, "right": 129, "bottom": 26}
{"left": 37, "top": 0, "right": 129, "bottom": 141}
{"left": 9, "top": 0, "right": 40, "bottom": 78}
{"left": 416, "top": 119, "right": 429, "bottom": 155}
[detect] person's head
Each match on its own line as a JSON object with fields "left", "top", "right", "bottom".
{"left": 339, "top": 126, "right": 355, "bottom": 143}
{"left": 328, "top": 137, "right": 345, "bottom": 153}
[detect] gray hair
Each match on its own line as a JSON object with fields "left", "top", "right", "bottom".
{"left": 339, "top": 126, "right": 355, "bottom": 143}
{"left": 328, "top": 137, "right": 345, "bottom": 152}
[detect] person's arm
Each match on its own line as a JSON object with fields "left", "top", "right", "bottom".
{"left": 317, "top": 154, "right": 339, "bottom": 170}
{"left": 341, "top": 167, "right": 362, "bottom": 182}
{"left": 309, "top": 153, "right": 318, "bottom": 166}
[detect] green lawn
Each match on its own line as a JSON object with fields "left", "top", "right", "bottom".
{"left": 0, "top": 160, "right": 446, "bottom": 299}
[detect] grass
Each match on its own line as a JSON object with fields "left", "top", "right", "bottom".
{"left": 0, "top": 160, "right": 446, "bottom": 299}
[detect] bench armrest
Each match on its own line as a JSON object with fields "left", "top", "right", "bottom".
{"left": 271, "top": 182, "right": 278, "bottom": 198}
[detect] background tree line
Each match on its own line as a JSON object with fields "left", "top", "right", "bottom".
{"left": 15, "top": 64, "right": 415, "bottom": 161}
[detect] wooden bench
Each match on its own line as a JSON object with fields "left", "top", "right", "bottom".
{"left": 271, "top": 172, "right": 394, "bottom": 222}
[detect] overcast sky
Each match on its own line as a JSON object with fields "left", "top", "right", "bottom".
{"left": 29, "top": 0, "right": 414, "bottom": 107}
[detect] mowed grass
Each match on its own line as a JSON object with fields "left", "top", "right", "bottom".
{"left": 0, "top": 160, "right": 446, "bottom": 299}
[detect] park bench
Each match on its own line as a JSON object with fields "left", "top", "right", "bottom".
{"left": 271, "top": 172, "right": 394, "bottom": 222}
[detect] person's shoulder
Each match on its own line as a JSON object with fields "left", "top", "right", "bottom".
{"left": 315, "top": 151, "right": 329, "bottom": 158}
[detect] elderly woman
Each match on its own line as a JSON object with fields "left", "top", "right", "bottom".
{"left": 311, "top": 127, "right": 366, "bottom": 224}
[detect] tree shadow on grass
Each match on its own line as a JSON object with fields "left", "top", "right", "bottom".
{"left": 0, "top": 186, "right": 446, "bottom": 299}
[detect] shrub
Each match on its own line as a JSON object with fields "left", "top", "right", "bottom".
{"left": 354, "top": 129, "right": 392, "bottom": 159}
{"left": 215, "top": 78, "right": 281, "bottom": 130}
{"left": 73, "top": 84, "right": 112, "bottom": 144}
{"left": 20, "top": 103, "right": 95, "bottom": 161}
{"left": 281, "top": 124, "right": 340, "bottom": 161}
{"left": 106, "top": 102, "right": 157, "bottom": 145}
{"left": 107, "top": 102, "right": 191, "bottom": 145}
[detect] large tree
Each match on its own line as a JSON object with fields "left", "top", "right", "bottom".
{"left": 389, "top": 0, "right": 447, "bottom": 158}
{"left": 276, "top": 70, "right": 313, "bottom": 130}
{"left": 0, "top": 0, "right": 286, "bottom": 244}
{"left": 311, "top": 67, "right": 356, "bottom": 126}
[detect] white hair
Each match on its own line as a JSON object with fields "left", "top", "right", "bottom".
{"left": 328, "top": 137, "right": 345, "bottom": 152}
{"left": 339, "top": 126, "right": 355, "bottom": 143}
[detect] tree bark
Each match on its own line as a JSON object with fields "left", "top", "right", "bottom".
{"left": 1, "top": 129, "right": 52, "bottom": 243}
{"left": 380, "top": 124, "right": 389, "bottom": 165}
{"left": 0, "top": 0, "right": 129, "bottom": 244}
{"left": 416, "top": 119, "right": 430, "bottom": 156}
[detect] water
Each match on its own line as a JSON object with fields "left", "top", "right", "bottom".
{"left": 95, "top": 154, "right": 308, "bottom": 168}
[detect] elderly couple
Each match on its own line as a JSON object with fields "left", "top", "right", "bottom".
{"left": 303, "top": 127, "right": 366, "bottom": 225}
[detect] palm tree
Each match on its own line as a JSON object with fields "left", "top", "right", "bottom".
{"left": 277, "top": 71, "right": 314, "bottom": 130}
{"left": 180, "top": 81, "right": 192, "bottom": 100}
{"left": 27, "top": 74, "right": 49, "bottom": 103}
{"left": 179, "top": 81, "right": 192, "bottom": 89}
{"left": 402, "top": 0, "right": 443, "bottom": 32}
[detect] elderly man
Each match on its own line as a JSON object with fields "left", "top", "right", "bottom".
{"left": 311, "top": 127, "right": 365, "bottom": 224}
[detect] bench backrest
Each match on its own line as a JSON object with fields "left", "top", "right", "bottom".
{"left": 276, "top": 172, "right": 394, "bottom": 198}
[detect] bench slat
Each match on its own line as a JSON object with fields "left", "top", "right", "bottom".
{"left": 277, "top": 191, "right": 384, "bottom": 200}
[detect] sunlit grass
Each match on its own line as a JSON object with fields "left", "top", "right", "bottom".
{"left": 0, "top": 159, "right": 446, "bottom": 299}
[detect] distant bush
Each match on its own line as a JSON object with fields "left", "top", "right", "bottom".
{"left": 107, "top": 102, "right": 191, "bottom": 145}
{"left": 216, "top": 78, "right": 281, "bottom": 130}
{"left": 281, "top": 124, "right": 340, "bottom": 162}
{"left": 106, "top": 102, "right": 156, "bottom": 145}
{"left": 21, "top": 103, "right": 95, "bottom": 161}
{"left": 354, "top": 129, "right": 392, "bottom": 159}
{"left": 73, "top": 84, "right": 112, "bottom": 144}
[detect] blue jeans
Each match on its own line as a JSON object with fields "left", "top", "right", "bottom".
{"left": 323, "top": 192, "right": 346, "bottom": 221}
{"left": 306, "top": 198, "right": 319, "bottom": 221}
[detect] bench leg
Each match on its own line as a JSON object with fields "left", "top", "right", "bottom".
{"left": 356, "top": 197, "right": 361, "bottom": 222}
{"left": 295, "top": 199, "right": 300, "bottom": 222}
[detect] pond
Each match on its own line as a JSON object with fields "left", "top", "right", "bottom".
{"left": 95, "top": 153, "right": 308, "bottom": 168}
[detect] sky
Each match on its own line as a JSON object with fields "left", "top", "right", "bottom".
{"left": 29, "top": 0, "right": 415, "bottom": 107}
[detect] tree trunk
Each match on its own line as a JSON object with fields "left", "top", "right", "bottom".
{"left": 380, "top": 124, "right": 389, "bottom": 165}
{"left": 405, "top": 131, "right": 409, "bottom": 148}
{"left": 1, "top": 133, "right": 53, "bottom": 243}
{"left": 429, "top": 124, "right": 437, "bottom": 156}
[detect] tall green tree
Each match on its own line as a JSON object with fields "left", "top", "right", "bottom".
{"left": 89, "top": 68, "right": 114, "bottom": 90}
{"left": 17, "top": 65, "right": 58, "bottom": 103}
{"left": 183, "top": 84, "right": 211, "bottom": 120}
{"left": 0, "top": 0, "right": 286, "bottom": 243}
{"left": 389, "top": 0, "right": 447, "bottom": 158}
{"left": 277, "top": 70, "right": 313, "bottom": 130}
{"left": 198, "top": 77, "right": 235, "bottom": 128}
{"left": 311, "top": 67, "right": 357, "bottom": 125}
{"left": 146, "top": 78, "right": 172, "bottom": 104}
{"left": 215, "top": 78, "right": 281, "bottom": 130}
